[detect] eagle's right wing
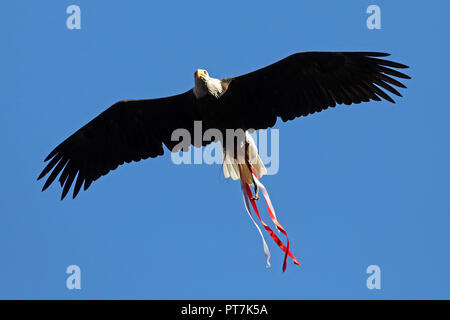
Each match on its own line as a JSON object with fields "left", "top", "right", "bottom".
{"left": 214, "top": 52, "right": 410, "bottom": 131}
{"left": 38, "top": 90, "right": 200, "bottom": 199}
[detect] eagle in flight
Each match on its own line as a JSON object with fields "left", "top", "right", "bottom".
{"left": 38, "top": 51, "right": 410, "bottom": 200}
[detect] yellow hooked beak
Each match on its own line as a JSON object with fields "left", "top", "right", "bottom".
{"left": 195, "top": 69, "right": 207, "bottom": 79}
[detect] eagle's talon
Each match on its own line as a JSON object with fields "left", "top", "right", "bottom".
{"left": 252, "top": 195, "right": 260, "bottom": 201}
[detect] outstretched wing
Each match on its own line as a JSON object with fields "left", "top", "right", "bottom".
{"left": 39, "top": 52, "right": 410, "bottom": 200}
{"left": 213, "top": 52, "right": 410, "bottom": 131}
{"left": 38, "top": 90, "right": 198, "bottom": 199}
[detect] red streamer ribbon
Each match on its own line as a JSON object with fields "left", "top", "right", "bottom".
{"left": 244, "top": 168, "right": 300, "bottom": 272}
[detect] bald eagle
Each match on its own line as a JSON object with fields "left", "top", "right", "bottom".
{"left": 38, "top": 51, "right": 410, "bottom": 199}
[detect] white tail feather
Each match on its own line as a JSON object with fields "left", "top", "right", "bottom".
{"left": 222, "top": 131, "right": 267, "bottom": 184}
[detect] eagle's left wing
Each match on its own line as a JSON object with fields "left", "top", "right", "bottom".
{"left": 212, "top": 52, "right": 410, "bottom": 131}
{"left": 38, "top": 90, "right": 200, "bottom": 199}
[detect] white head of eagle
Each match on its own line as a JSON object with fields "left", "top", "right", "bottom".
{"left": 193, "top": 68, "right": 223, "bottom": 99}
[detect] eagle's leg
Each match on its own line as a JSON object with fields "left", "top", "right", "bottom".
{"left": 251, "top": 173, "right": 260, "bottom": 201}
{"left": 244, "top": 136, "right": 259, "bottom": 200}
{"left": 245, "top": 158, "right": 259, "bottom": 201}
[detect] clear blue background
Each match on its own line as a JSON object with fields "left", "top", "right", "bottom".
{"left": 1, "top": 1, "right": 449, "bottom": 299}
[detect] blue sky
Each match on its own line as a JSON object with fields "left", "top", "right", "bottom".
{"left": 1, "top": 1, "right": 449, "bottom": 299}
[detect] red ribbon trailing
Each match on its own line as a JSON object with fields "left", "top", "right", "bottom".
{"left": 243, "top": 168, "right": 301, "bottom": 272}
